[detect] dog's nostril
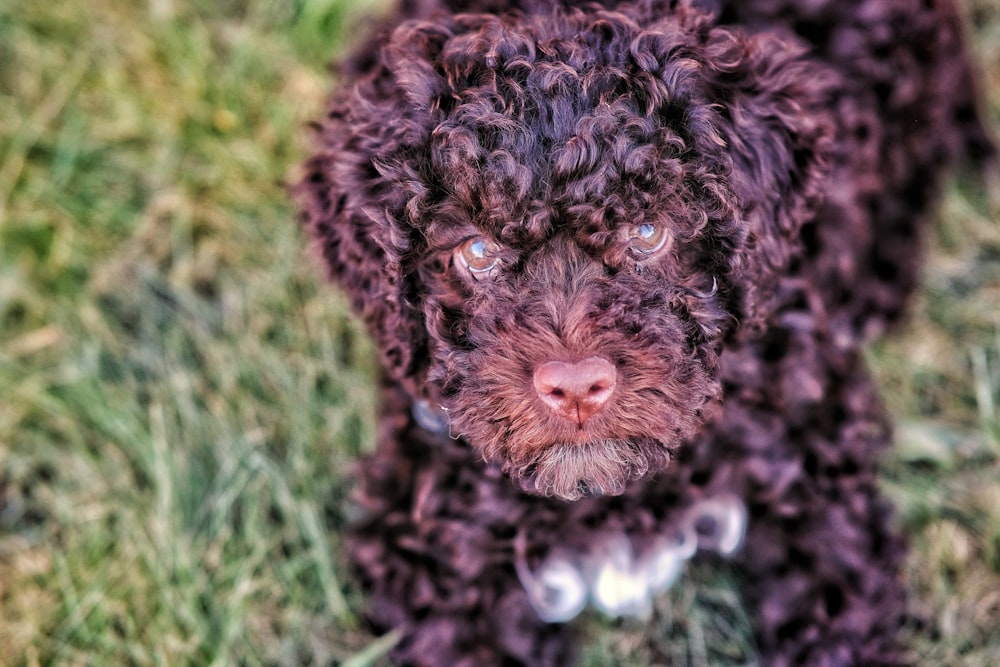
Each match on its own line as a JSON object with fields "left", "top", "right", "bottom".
{"left": 533, "top": 356, "right": 617, "bottom": 425}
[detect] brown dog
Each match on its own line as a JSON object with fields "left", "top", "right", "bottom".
{"left": 296, "top": 1, "right": 993, "bottom": 664}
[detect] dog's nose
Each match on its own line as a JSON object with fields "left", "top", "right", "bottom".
{"left": 533, "top": 357, "right": 617, "bottom": 425}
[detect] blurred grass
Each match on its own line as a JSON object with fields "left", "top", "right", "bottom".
{"left": 0, "top": 1, "right": 386, "bottom": 664}
{"left": 0, "top": 0, "right": 997, "bottom": 665}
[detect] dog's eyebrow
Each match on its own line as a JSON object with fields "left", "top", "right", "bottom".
{"left": 421, "top": 221, "right": 498, "bottom": 249}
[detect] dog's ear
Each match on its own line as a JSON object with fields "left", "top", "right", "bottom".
{"left": 296, "top": 152, "right": 426, "bottom": 385}
{"left": 294, "top": 59, "right": 440, "bottom": 387}
{"left": 295, "top": 19, "right": 477, "bottom": 391}
{"left": 699, "top": 27, "right": 836, "bottom": 323}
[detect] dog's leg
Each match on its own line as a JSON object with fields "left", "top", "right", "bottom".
{"left": 740, "top": 480, "right": 907, "bottom": 665}
{"left": 346, "top": 382, "right": 577, "bottom": 667}
{"left": 719, "top": 350, "right": 909, "bottom": 666}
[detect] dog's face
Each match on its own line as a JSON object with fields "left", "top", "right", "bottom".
{"left": 298, "top": 6, "right": 834, "bottom": 500}
{"left": 424, "top": 230, "right": 725, "bottom": 500}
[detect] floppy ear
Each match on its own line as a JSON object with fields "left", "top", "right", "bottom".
{"left": 294, "top": 21, "right": 456, "bottom": 385}
{"left": 700, "top": 27, "right": 837, "bottom": 323}
{"left": 296, "top": 152, "right": 426, "bottom": 384}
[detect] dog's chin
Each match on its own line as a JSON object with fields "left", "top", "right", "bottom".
{"left": 508, "top": 437, "right": 672, "bottom": 502}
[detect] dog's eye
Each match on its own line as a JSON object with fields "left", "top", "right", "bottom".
{"left": 455, "top": 237, "right": 501, "bottom": 279}
{"left": 627, "top": 222, "right": 671, "bottom": 256}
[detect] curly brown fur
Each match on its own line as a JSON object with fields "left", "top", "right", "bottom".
{"left": 295, "top": 0, "right": 994, "bottom": 664}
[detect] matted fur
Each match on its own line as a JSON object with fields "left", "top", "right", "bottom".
{"left": 295, "top": 0, "right": 994, "bottom": 664}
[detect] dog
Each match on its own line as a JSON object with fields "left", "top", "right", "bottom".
{"left": 295, "top": 0, "right": 994, "bottom": 664}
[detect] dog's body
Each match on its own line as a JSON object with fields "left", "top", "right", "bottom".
{"left": 296, "top": 1, "right": 993, "bottom": 664}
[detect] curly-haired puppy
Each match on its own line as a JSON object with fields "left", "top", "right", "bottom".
{"left": 295, "top": 0, "right": 994, "bottom": 664}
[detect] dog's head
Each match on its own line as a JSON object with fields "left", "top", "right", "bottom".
{"left": 297, "top": 4, "right": 834, "bottom": 500}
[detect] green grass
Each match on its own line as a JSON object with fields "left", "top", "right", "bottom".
{"left": 0, "top": 1, "right": 998, "bottom": 665}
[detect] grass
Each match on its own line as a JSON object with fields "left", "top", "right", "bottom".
{"left": 0, "top": 0, "right": 998, "bottom": 665}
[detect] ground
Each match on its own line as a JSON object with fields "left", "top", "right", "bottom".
{"left": 0, "top": 0, "right": 998, "bottom": 665}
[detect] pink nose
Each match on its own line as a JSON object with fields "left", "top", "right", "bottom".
{"left": 533, "top": 356, "right": 617, "bottom": 425}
